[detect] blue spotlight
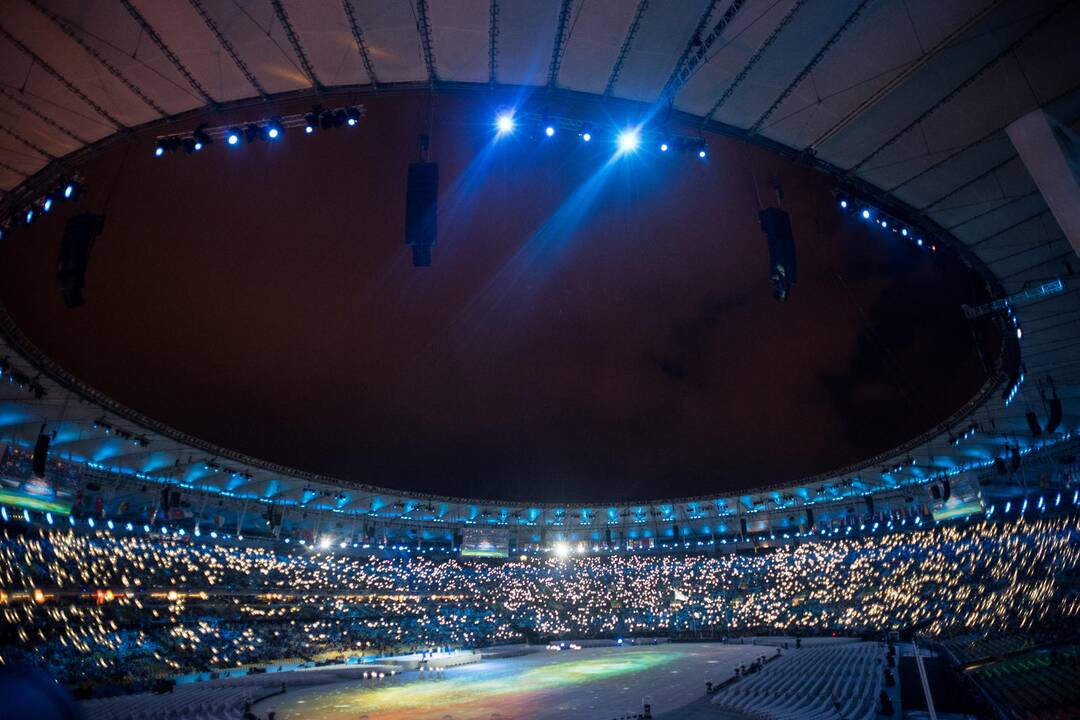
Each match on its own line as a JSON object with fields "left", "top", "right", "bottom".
{"left": 862, "top": 209, "right": 871, "bottom": 220}
{"left": 43, "top": 198, "right": 52, "bottom": 213}
{"left": 839, "top": 199, "right": 848, "bottom": 209}
{"left": 545, "top": 125, "right": 555, "bottom": 137}
{"left": 901, "top": 228, "right": 908, "bottom": 237}
{"left": 24, "top": 209, "right": 34, "bottom": 224}
{"left": 581, "top": 131, "right": 592, "bottom": 142}
{"left": 660, "top": 143, "right": 669, "bottom": 152}
{"left": 154, "top": 145, "right": 165, "bottom": 157}
{"left": 63, "top": 184, "right": 75, "bottom": 199}
{"left": 880, "top": 220, "right": 888, "bottom": 228}
{"left": 264, "top": 118, "right": 284, "bottom": 141}
{"left": 698, "top": 149, "right": 706, "bottom": 159}
{"left": 226, "top": 128, "right": 241, "bottom": 145}
{"left": 305, "top": 125, "right": 314, "bottom": 134}
{"left": 495, "top": 111, "right": 516, "bottom": 136}
{"left": 616, "top": 128, "right": 641, "bottom": 154}
{"left": 193, "top": 141, "right": 203, "bottom": 151}
{"left": 917, "top": 238, "right": 923, "bottom": 247}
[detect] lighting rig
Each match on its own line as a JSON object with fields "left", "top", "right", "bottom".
{"left": 834, "top": 192, "right": 936, "bottom": 253}
{"left": 490, "top": 108, "right": 709, "bottom": 159}
{"left": 152, "top": 104, "right": 366, "bottom": 157}
{"left": 0, "top": 178, "right": 83, "bottom": 243}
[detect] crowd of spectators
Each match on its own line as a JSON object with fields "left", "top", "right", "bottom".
{"left": 1, "top": 514, "right": 1077, "bottom": 691}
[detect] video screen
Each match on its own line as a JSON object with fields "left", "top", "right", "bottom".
{"left": 460, "top": 527, "right": 509, "bottom": 558}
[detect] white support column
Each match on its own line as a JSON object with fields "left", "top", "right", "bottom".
{"left": 1007, "top": 109, "right": 1080, "bottom": 257}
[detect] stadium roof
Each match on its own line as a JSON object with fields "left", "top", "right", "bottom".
{"left": 0, "top": 0, "right": 1078, "bottom": 529}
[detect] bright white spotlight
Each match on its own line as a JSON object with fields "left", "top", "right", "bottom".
{"left": 698, "top": 149, "right": 706, "bottom": 159}
{"left": 319, "top": 536, "right": 332, "bottom": 550}
{"left": 545, "top": 125, "right": 555, "bottom": 137}
{"left": 581, "top": 132, "right": 592, "bottom": 142}
{"left": 616, "top": 128, "right": 641, "bottom": 154}
{"left": 861, "top": 209, "right": 871, "bottom": 220}
{"left": 660, "top": 143, "right": 669, "bottom": 152}
{"left": 553, "top": 541, "right": 570, "bottom": 559}
{"left": 495, "top": 112, "right": 516, "bottom": 136}
{"left": 267, "top": 127, "right": 280, "bottom": 140}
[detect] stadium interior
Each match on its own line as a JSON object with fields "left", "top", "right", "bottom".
{"left": 1, "top": 1, "right": 1079, "bottom": 719}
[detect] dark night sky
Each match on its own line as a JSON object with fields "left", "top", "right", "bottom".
{"left": 0, "top": 93, "right": 997, "bottom": 503}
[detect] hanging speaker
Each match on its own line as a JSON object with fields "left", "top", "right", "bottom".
{"left": 31, "top": 432, "right": 50, "bottom": 479}
{"left": 1045, "top": 397, "right": 1063, "bottom": 434}
{"left": 1025, "top": 411, "right": 1042, "bottom": 436}
{"left": 759, "top": 207, "right": 797, "bottom": 301}
{"left": 805, "top": 507, "right": 814, "bottom": 527}
{"left": 605, "top": 528, "right": 612, "bottom": 543}
{"left": 1010, "top": 446, "right": 1021, "bottom": 472}
{"left": 930, "top": 484, "right": 942, "bottom": 500}
{"left": 57, "top": 212, "right": 106, "bottom": 308}
{"left": 740, "top": 518, "right": 748, "bottom": 536}
{"left": 672, "top": 523, "right": 680, "bottom": 538}
{"left": 405, "top": 162, "right": 438, "bottom": 266}
{"left": 865, "top": 496, "right": 875, "bottom": 515}
{"left": 942, "top": 478, "right": 951, "bottom": 502}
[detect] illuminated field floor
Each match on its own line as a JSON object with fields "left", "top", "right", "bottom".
{"left": 258, "top": 644, "right": 769, "bottom": 720}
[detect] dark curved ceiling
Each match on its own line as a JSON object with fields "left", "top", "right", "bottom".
{"left": 0, "top": 0, "right": 1076, "bottom": 509}
{"left": 0, "top": 92, "right": 996, "bottom": 502}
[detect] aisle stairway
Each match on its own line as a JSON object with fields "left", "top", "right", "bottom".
{"left": 711, "top": 641, "right": 884, "bottom": 720}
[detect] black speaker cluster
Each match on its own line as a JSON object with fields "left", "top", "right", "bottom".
{"left": 0, "top": 178, "right": 83, "bottom": 243}
{"left": 834, "top": 192, "right": 936, "bottom": 253}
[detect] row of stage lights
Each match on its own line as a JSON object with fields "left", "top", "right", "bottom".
{"left": 0, "top": 179, "right": 83, "bottom": 242}
{"left": 835, "top": 193, "right": 937, "bottom": 253}
{"left": 153, "top": 105, "right": 365, "bottom": 157}
{"left": 492, "top": 109, "right": 709, "bottom": 158}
